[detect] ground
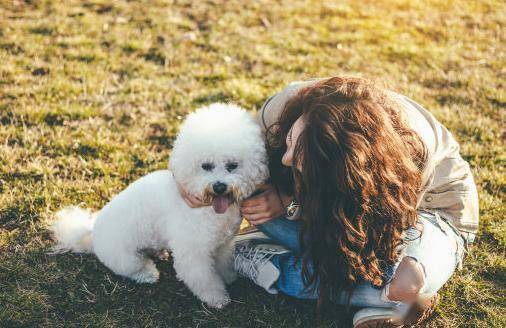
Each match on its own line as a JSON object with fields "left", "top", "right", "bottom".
{"left": 0, "top": 0, "right": 504, "bottom": 327}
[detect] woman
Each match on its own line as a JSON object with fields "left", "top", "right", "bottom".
{"left": 180, "top": 77, "right": 479, "bottom": 327}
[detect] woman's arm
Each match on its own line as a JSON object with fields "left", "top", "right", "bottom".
{"left": 177, "top": 180, "right": 292, "bottom": 225}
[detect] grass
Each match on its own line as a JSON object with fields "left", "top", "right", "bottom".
{"left": 0, "top": 0, "right": 504, "bottom": 327}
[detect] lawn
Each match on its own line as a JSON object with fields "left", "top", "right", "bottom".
{"left": 0, "top": 0, "right": 504, "bottom": 327}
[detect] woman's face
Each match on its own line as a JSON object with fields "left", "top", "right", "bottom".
{"left": 282, "top": 116, "right": 305, "bottom": 171}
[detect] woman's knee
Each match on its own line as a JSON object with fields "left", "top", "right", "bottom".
{"left": 399, "top": 215, "right": 464, "bottom": 296}
{"left": 385, "top": 256, "right": 425, "bottom": 302}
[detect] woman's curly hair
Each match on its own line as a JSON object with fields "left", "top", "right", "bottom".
{"left": 267, "top": 76, "right": 427, "bottom": 305}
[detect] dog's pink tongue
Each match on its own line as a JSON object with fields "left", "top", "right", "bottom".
{"left": 212, "top": 196, "right": 229, "bottom": 214}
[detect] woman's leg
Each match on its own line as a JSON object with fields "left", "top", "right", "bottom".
{"left": 247, "top": 211, "right": 465, "bottom": 307}
{"left": 352, "top": 212, "right": 467, "bottom": 327}
{"left": 269, "top": 251, "right": 412, "bottom": 309}
{"left": 255, "top": 217, "right": 302, "bottom": 253}
{"left": 233, "top": 218, "right": 301, "bottom": 295}
{"left": 270, "top": 252, "right": 398, "bottom": 308}
{"left": 236, "top": 211, "right": 466, "bottom": 327}
{"left": 389, "top": 211, "right": 466, "bottom": 298}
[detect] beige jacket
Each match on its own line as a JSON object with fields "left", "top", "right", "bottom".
{"left": 257, "top": 80, "right": 479, "bottom": 235}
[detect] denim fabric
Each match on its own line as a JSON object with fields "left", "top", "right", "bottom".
{"left": 256, "top": 217, "right": 302, "bottom": 253}
{"left": 256, "top": 211, "right": 466, "bottom": 308}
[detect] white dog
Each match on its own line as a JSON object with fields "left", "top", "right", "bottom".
{"left": 49, "top": 103, "right": 269, "bottom": 308}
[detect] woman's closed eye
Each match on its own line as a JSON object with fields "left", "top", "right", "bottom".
{"left": 287, "top": 126, "right": 293, "bottom": 146}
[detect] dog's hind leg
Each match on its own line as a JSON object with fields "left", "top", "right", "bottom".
{"left": 171, "top": 246, "right": 230, "bottom": 309}
{"left": 100, "top": 250, "right": 160, "bottom": 284}
{"left": 214, "top": 240, "right": 237, "bottom": 285}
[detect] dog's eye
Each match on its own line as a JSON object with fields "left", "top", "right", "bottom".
{"left": 201, "top": 162, "right": 215, "bottom": 171}
{"left": 225, "top": 162, "right": 238, "bottom": 172}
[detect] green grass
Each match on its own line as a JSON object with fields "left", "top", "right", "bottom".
{"left": 0, "top": 0, "right": 504, "bottom": 327}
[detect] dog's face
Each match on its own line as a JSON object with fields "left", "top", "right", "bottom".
{"left": 169, "top": 103, "right": 269, "bottom": 214}
{"left": 190, "top": 154, "right": 262, "bottom": 213}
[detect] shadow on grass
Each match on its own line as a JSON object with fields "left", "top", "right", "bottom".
{"left": 0, "top": 246, "right": 352, "bottom": 327}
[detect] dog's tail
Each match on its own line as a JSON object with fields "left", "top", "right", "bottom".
{"left": 49, "top": 206, "right": 97, "bottom": 254}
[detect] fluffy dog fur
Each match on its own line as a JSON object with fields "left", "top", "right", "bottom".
{"left": 50, "top": 103, "right": 268, "bottom": 308}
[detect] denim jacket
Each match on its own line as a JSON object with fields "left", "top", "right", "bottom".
{"left": 257, "top": 80, "right": 479, "bottom": 236}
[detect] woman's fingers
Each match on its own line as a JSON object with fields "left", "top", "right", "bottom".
{"left": 241, "top": 194, "right": 266, "bottom": 207}
{"left": 190, "top": 194, "right": 203, "bottom": 203}
{"left": 240, "top": 204, "right": 266, "bottom": 214}
{"left": 178, "top": 182, "right": 196, "bottom": 207}
{"left": 177, "top": 181, "right": 209, "bottom": 208}
{"left": 244, "top": 212, "right": 271, "bottom": 223}
{"left": 183, "top": 192, "right": 208, "bottom": 208}
{"left": 252, "top": 218, "right": 273, "bottom": 225}
{"left": 247, "top": 215, "right": 273, "bottom": 225}
{"left": 241, "top": 185, "right": 288, "bottom": 224}
{"left": 188, "top": 198, "right": 201, "bottom": 208}
{"left": 184, "top": 196, "right": 199, "bottom": 208}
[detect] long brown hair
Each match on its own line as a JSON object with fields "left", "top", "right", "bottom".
{"left": 267, "top": 77, "right": 427, "bottom": 305}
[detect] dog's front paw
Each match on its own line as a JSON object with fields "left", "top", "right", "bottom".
{"left": 201, "top": 291, "right": 231, "bottom": 309}
{"left": 131, "top": 265, "right": 160, "bottom": 284}
{"left": 208, "top": 295, "right": 231, "bottom": 309}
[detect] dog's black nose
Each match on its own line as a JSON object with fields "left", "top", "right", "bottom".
{"left": 212, "top": 182, "right": 227, "bottom": 195}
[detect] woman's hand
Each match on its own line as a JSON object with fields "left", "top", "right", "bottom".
{"left": 241, "top": 184, "right": 292, "bottom": 225}
{"left": 177, "top": 182, "right": 209, "bottom": 208}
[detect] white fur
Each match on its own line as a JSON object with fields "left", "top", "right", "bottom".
{"left": 50, "top": 103, "right": 268, "bottom": 309}
{"left": 49, "top": 206, "right": 96, "bottom": 254}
